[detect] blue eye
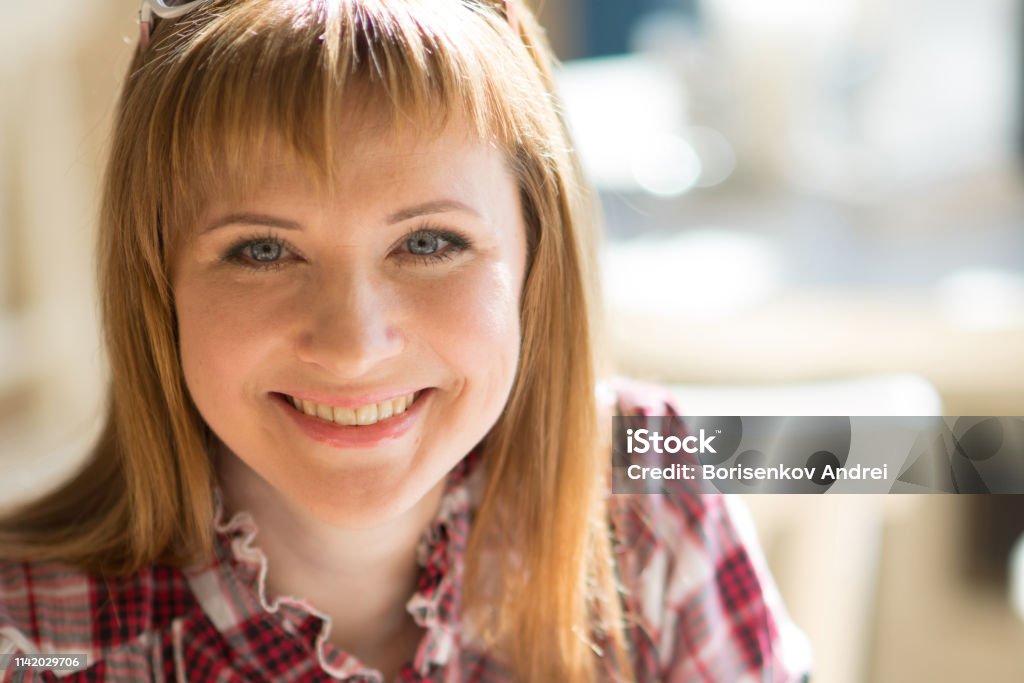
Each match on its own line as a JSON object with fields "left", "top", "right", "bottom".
{"left": 223, "top": 235, "right": 293, "bottom": 270}
{"left": 247, "top": 239, "right": 283, "bottom": 262}
{"left": 401, "top": 228, "right": 471, "bottom": 262}
{"left": 406, "top": 231, "right": 442, "bottom": 255}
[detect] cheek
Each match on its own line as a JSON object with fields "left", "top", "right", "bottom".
{"left": 174, "top": 277, "right": 284, "bottom": 411}
{"left": 411, "top": 262, "right": 523, "bottom": 380}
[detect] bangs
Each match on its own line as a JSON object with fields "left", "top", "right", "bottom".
{"left": 128, "top": 0, "right": 554, "bottom": 240}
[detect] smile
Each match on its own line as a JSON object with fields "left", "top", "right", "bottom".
{"left": 285, "top": 391, "right": 420, "bottom": 427}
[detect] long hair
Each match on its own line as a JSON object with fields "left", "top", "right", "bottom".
{"left": 0, "top": 1, "right": 630, "bottom": 680}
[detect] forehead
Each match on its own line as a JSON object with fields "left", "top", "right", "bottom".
{"left": 178, "top": 108, "right": 520, "bottom": 241}
{"left": 192, "top": 109, "right": 516, "bottom": 224}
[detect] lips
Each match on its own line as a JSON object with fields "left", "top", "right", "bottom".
{"left": 284, "top": 391, "right": 420, "bottom": 427}
{"left": 273, "top": 389, "right": 431, "bottom": 449}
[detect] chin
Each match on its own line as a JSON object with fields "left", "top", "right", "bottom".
{"left": 294, "top": 477, "right": 430, "bottom": 530}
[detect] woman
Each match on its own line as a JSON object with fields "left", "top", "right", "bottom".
{"left": 0, "top": 1, "right": 810, "bottom": 680}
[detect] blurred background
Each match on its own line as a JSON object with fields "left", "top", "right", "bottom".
{"left": 1, "top": 1, "right": 1023, "bottom": 681}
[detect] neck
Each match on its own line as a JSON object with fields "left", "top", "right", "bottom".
{"left": 215, "top": 446, "right": 446, "bottom": 677}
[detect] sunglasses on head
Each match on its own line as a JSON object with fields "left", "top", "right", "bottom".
{"left": 138, "top": 0, "right": 521, "bottom": 52}
{"left": 138, "top": 0, "right": 206, "bottom": 51}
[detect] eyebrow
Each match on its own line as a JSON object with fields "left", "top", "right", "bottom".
{"left": 386, "top": 199, "right": 480, "bottom": 224}
{"left": 201, "top": 213, "right": 302, "bottom": 234}
{"left": 201, "top": 199, "right": 481, "bottom": 234}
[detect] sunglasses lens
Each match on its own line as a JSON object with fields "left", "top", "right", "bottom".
{"left": 157, "top": 0, "right": 203, "bottom": 8}
{"left": 149, "top": 0, "right": 205, "bottom": 16}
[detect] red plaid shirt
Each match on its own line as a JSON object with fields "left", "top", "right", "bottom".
{"left": 1, "top": 381, "right": 811, "bottom": 682}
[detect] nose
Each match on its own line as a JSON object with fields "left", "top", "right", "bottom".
{"left": 294, "top": 266, "right": 405, "bottom": 378}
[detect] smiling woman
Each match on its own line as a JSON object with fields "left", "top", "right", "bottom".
{"left": 174, "top": 117, "right": 527, "bottom": 532}
{"left": 0, "top": 1, "right": 808, "bottom": 682}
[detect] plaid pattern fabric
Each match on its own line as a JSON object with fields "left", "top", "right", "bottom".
{"left": 608, "top": 379, "right": 811, "bottom": 682}
{"left": 1, "top": 380, "right": 811, "bottom": 682}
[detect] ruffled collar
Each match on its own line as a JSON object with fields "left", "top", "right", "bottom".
{"left": 200, "top": 449, "right": 482, "bottom": 681}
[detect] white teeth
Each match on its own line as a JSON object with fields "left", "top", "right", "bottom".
{"left": 289, "top": 391, "right": 418, "bottom": 427}
{"left": 332, "top": 406, "right": 356, "bottom": 426}
{"left": 393, "top": 395, "right": 408, "bottom": 415}
{"left": 356, "top": 403, "right": 378, "bottom": 425}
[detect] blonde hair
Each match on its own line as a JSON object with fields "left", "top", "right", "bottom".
{"left": 0, "top": 1, "right": 631, "bottom": 680}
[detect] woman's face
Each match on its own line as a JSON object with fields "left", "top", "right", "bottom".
{"left": 172, "top": 116, "right": 528, "bottom": 528}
